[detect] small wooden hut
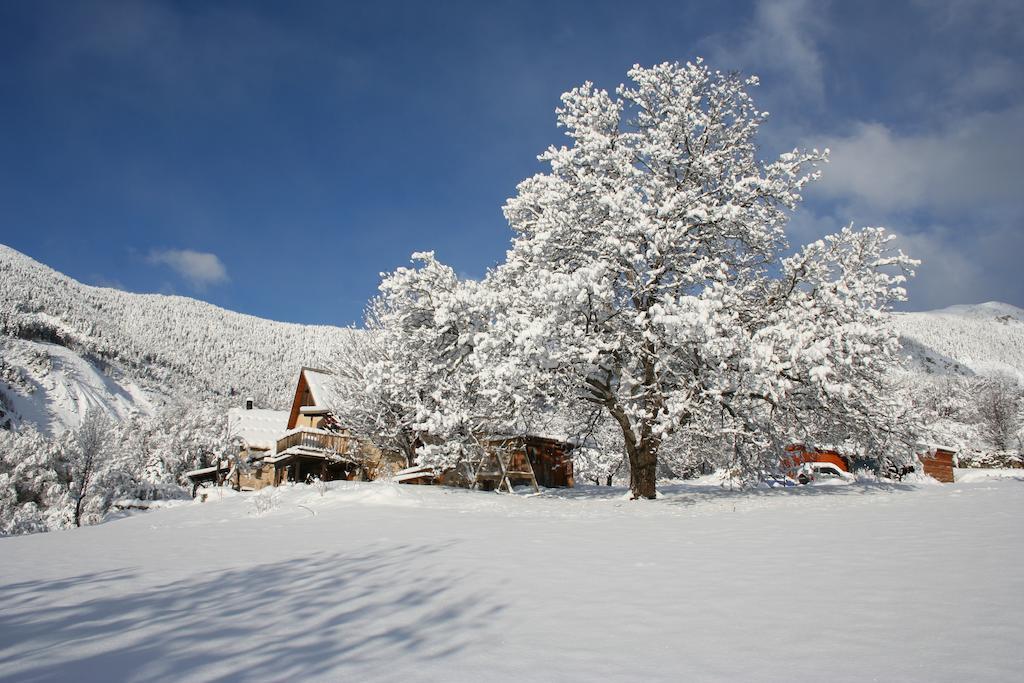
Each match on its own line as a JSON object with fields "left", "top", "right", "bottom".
{"left": 393, "top": 465, "right": 437, "bottom": 485}
{"left": 780, "top": 444, "right": 851, "bottom": 479}
{"left": 477, "top": 435, "right": 575, "bottom": 490}
{"left": 185, "top": 461, "right": 232, "bottom": 496}
{"left": 919, "top": 447, "right": 956, "bottom": 483}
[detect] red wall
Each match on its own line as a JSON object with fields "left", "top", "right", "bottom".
{"left": 780, "top": 444, "right": 851, "bottom": 476}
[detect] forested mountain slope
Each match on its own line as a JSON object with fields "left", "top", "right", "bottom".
{"left": 892, "top": 302, "right": 1024, "bottom": 382}
{"left": 2, "top": 244, "right": 1022, "bottom": 438}
{"left": 0, "top": 244, "right": 357, "bottom": 434}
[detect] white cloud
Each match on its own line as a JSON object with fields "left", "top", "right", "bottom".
{"left": 810, "top": 105, "right": 1024, "bottom": 213}
{"left": 700, "top": 0, "right": 828, "bottom": 103}
{"left": 784, "top": 200, "right": 1024, "bottom": 311}
{"left": 147, "top": 248, "right": 229, "bottom": 289}
{"left": 889, "top": 229, "right": 990, "bottom": 311}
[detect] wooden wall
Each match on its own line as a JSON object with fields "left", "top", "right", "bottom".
{"left": 920, "top": 449, "right": 955, "bottom": 483}
{"left": 780, "top": 445, "right": 850, "bottom": 477}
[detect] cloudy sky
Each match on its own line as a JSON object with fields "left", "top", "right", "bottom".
{"left": 1, "top": 0, "right": 1021, "bottom": 324}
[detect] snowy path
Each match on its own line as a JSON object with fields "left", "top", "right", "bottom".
{"left": 1, "top": 479, "right": 1022, "bottom": 682}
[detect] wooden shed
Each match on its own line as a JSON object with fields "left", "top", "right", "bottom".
{"left": 484, "top": 435, "right": 575, "bottom": 489}
{"left": 780, "top": 444, "right": 851, "bottom": 479}
{"left": 393, "top": 465, "right": 437, "bottom": 485}
{"left": 919, "top": 448, "right": 956, "bottom": 483}
{"left": 185, "top": 461, "right": 232, "bottom": 496}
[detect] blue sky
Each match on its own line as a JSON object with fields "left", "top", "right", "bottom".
{"left": 1, "top": 0, "right": 1021, "bottom": 325}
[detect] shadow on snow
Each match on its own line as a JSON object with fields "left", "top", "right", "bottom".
{"left": 0, "top": 541, "right": 504, "bottom": 682}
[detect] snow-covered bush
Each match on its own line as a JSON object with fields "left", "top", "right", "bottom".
{"left": 250, "top": 488, "right": 278, "bottom": 516}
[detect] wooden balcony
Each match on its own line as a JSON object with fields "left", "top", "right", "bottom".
{"left": 275, "top": 429, "right": 351, "bottom": 455}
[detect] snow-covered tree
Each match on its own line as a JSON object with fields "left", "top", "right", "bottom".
{"left": 0, "top": 403, "right": 221, "bottom": 535}
{"left": 0, "top": 427, "right": 67, "bottom": 535}
{"left": 489, "top": 61, "right": 916, "bottom": 498}
{"left": 67, "top": 407, "right": 115, "bottom": 527}
{"left": 355, "top": 253, "right": 491, "bottom": 470}
{"left": 570, "top": 415, "right": 628, "bottom": 486}
{"left": 974, "top": 375, "right": 1023, "bottom": 452}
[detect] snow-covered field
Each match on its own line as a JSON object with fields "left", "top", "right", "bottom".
{"left": 1, "top": 479, "right": 1022, "bottom": 682}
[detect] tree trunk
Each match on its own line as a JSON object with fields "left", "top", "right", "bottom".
{"left": 73, "top": 458, "right": 93, "bottom": 528}
{"left": 607, "top": 403, "right": 660, "bottom": 499}
{"left": 629, "top": 448, "right": 658, "bottom": 499}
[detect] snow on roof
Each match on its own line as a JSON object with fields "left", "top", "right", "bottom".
{"left": 487, "top": 414, "right": 601, "bottom": 449}
{"left": 394, "top": 464, "right": 435, "bottom": 482}
{"left": 301, "top": 367, "right": 340, "bottom": 408}
{"left": 228, "top": 407, "right": 289, "bottom": 450}
{"left": 394, "top": 470, "right": 436, "bottom": 483}
{"left": 185, "top": 461, "right": 230, "bottom": 478}
{"left": 395, "top": 465, "right": 435, "bottom": 476}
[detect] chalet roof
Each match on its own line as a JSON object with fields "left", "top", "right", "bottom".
{"left": 487, "top": 411, "right": 609, "bottom": 449}
{"left": 299, "top": 406, "right": 330, "bottom": 415}
{"left": 301, "top": 367, "right": 339, "bottom": 408}
{"left": 228, "top": 407, "right": 289, "bottom": 450}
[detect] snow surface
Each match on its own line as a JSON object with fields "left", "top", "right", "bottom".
{"left": 892, "top": 302, "right": 1024, "bottom": 381}
{"left": 1, "top": 479, "right": 1021, "bottom": 682}
{"left": 0, "top": 338, "right": 156, "bottom": 437}
{"left": 226, "top": 407, "right": 288, "bottom": 450}
{"left": 953, "top": 467, "right": 1024, "bottom": 483}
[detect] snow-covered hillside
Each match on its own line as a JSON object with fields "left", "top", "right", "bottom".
{"left": 0, "top": 338, "right": 157, "bottom": 436}
{"left": 2, "top": 244, "right": 1022, "bottom": 440}
{"left": 0, "top": 244, "right": 358, "bottom": 433}
{"left": 1, "top": 478, "right": 1021, "bottom": 682}
{"left": 893, "top": 302, "right": 1024, "bottom": 381}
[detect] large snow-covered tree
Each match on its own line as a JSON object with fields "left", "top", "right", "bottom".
{"left": 492, "top": 61, "right": 916, "bottom": 498}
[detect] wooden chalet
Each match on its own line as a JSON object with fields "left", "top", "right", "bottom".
{"left": 919, "top": 447, "right": 956, "bottom": 483}
{"left": 252, "top": 367, "right": 363, "bottom": 485}
{"left": 189, "top": 368, "right": 394, "bottom": 495}
{"left": 185, "top": 402, "right": 288, "bottom": 494}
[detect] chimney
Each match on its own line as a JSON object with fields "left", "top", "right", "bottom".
{"left": 245, "top": 397, "right": 254, "bottom": 410}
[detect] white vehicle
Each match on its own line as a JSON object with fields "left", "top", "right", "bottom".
{"left": 796, "top": 462, "right": 855, "bottom": 485}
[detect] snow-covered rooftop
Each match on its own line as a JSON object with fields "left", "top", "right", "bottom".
{"left": 184, "top": 461, "right": 230, "bottom": 478}
{"left": 227, "top": 407, "right": 289, "bottom": 450}
{"left": 393, "top": 465, "right": 436, "bottom": 483}
{"left": 302, "top": 367, "right": 339, "bottom": 408}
